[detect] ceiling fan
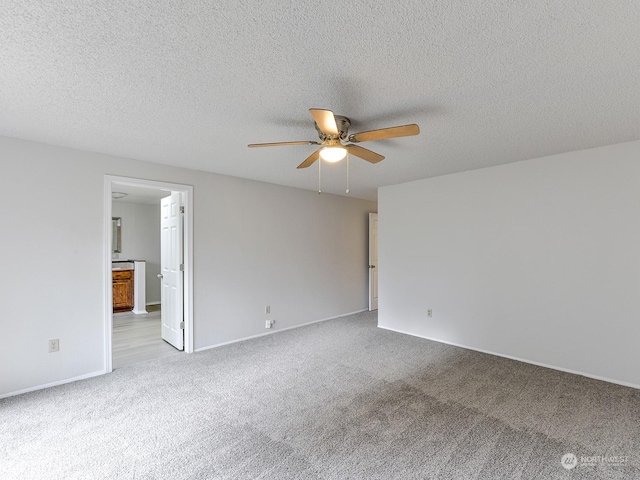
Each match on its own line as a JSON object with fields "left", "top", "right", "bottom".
{"left": 248, "top": 108, "right": 420, "bottom": 169}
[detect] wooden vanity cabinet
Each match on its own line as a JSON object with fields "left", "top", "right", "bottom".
{"left": 113, "top": 269, "right": 134, "bottom": 312}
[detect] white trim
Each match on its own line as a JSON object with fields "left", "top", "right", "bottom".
{"left": 105, "top": 175, "right": 195, "bottom": 375}
{"left": 132, "top": 260, "right": 147, "bottom": 314}
{"left": 377, "top": 325, "right": 640, "bottom": 391}
{"left": 195, "top": 309, "right": 367, "bottom": 352}
{"left": 0, "top": 370, "right": 106, "bottom": 399}
{"left": 104, "top": 176, "right": 113, "bottom": 373}
{"left": 368, "top": 212, "right": 378, "bottom": 311}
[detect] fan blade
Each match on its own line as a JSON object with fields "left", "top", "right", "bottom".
{"left": 346, "top": 144, "right": 385, "bottom": 164}
{"left": 297, "top": 149, "right": 321, "bottom": 169}
{"left": 248, "top": 141, "right": 319, "bottom": 148}
{"left": 350, "top": 124, "right": 420, "bottom": 143}
{"left": 309, "top": 108, "right": 340, "bottom": 136}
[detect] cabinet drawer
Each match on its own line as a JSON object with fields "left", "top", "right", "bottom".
{"left": 112, "top": 269, "right": 133, "bottom": 280}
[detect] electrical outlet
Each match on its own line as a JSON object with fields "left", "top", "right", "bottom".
{"left": 427, "top": 309, "right": 433, "bottom": 318}
{"left": 49, "top": 339, "right": 59, "bottom": 353}
{"left": 265, "top": 305, "right": 271, "bottom": 315}
{"left": 265, "top": 319, "right": 275, "bottom": 329}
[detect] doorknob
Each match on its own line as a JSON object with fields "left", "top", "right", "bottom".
{"left": 157, "top": 274, "right": 163, "bottom": 279}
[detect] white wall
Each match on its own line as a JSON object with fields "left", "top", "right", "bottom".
{"left": 111, "top": 201, "right": 161, "bottom": 304}
{"left": 379, "top": 140, "right": 640, "bottom": 388}
{"left": 0, "top": 136, "right": 376, "bottom": 397}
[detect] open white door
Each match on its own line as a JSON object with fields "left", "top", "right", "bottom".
{"left": 160, "top": 192, "right": 184, "bottom": 350}
{"left": 369, "top": 212, "right": 378, "bottom": 311}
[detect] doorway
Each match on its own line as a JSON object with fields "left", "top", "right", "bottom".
{"left": 369, "top": 212, "right": 378, "bottom": 311}
{"left": 104, "top": 176, "right": 193, "bottom": 372}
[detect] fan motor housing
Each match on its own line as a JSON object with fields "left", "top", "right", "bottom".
{"left": 315, "top": 115, "right": 351, "bottom": 141}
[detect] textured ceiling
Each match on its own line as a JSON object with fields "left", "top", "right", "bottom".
{"left": 2, "top": 1, "right": 639, "bottom": 200}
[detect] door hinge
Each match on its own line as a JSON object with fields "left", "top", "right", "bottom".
{"left": 180, "top": 264, "right": 184, "bottom": 271}
{"left": 180, "top": 206, "right": 185, "bottom": 214}
{"left": 179, "top": 321, "right": 185, "bottom": 329}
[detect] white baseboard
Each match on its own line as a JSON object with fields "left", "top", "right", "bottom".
{"left": 1, "top": 370, "right": 107, "bottom": 399}
{"left": 3, "top": 310, "right": 368, "bottom": 398}
{"left": 195, "top": 309, "right": 368, "bottom": 353}
{"left": 378, "top": 325, "right": 640, "bottom": 391}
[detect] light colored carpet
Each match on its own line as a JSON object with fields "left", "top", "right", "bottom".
{"left": 1, "top": 311, "right": 639, "bottom": 479}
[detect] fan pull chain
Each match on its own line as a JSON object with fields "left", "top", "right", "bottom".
{"left": 318, "top": 155, "right": 322, "bottom": 194}
{"left": 346, "top": 152, "right": 350, "bottom": 194}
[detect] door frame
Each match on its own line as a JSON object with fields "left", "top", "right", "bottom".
{"left": 368, "top": 212, "right": 378, "bottom": 311}
{"left": 104, "top": 175, "right": 194, "bottom": 372}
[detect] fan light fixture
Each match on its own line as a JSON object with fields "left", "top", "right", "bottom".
{"left": 248, "top": 108, "right": 420, "bottom": 194}
{"left": 319, "top": 146, "right": 347, "bottom": 163}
